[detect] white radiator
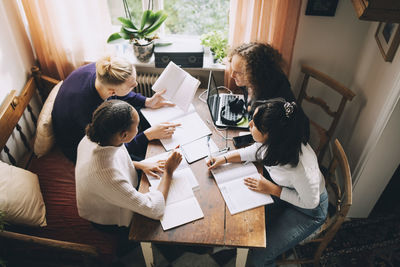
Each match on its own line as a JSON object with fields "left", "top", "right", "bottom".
{"left": 134, "top": 72, "right": 160, "bottom": 97}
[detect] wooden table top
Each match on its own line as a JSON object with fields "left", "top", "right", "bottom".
{"left": 129, "top": 89, "right": 266, "bottom": 248}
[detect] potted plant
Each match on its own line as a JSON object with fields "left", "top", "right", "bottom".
{"left": 200, "top": 31, "right": 228, "bottom": 64}
{"left": 107, "top": 9, "right": 167, "bottom": 62}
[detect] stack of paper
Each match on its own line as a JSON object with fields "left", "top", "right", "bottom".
{"left": 210, "top": 162, "right": 274, "bottom": 215}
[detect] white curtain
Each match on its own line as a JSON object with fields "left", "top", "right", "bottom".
{"left": 21, "top": 0, "right": 113, "bottom": 79}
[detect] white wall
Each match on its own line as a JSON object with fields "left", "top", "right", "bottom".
{"left": 290, "top": 0, "right": 370, "bottom": 166}
{"left": 290, "top": 0, "right": 371, "bottom": 93}
{"left": 290, "top": 0, "right": 400, "bottom": 217}
{"left": 349, "top": 96, "right": 400, "bottom": 217}
{"left": 0, "top": 0, "right": 36, "bottom": 164}
{"left": 344, "top": 22, "right": 400, "bottom": 217}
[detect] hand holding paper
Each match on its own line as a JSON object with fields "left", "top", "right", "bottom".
{"left": 152, "top": 61, "right": 200, "bottom": 112}
{"left": 145, "top": 88, "right": 176, "bottom": 109}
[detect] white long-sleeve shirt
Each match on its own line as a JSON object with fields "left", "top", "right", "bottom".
{"left": 237, "top": 143, "right": 325, "bottom": 209}
{"left": 75, "top": 136, "right": 165, "bottom": 227}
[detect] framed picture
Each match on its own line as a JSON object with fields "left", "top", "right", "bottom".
{"left": 375, "top": 22, "right": 400, "bottom": 62}
{"left": 305, "top": 0, "right": 339, "bottom": 16}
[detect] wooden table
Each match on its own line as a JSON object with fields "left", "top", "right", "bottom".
{"left": 129, "top": 89, "right": 266, "bottom": 267}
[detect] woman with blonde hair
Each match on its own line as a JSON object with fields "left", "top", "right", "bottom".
{"left": 52, "top": 55, "right": 179, "bottom": 162}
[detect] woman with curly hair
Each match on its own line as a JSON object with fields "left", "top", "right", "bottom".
{"left": 228, "top": 42, "right": 309, "bottom": 142}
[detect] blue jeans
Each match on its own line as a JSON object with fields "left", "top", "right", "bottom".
{"left": 246, "top": 189, "right": 328, "bottom": 267}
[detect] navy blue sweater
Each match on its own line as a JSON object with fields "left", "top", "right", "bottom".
{"left": 52, "top": 63, "right": 148, "bottom": 162}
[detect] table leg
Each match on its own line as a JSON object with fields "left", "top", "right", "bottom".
{"left": 236, "top": 248, "right": 249, "bottom": 267}
{"left": 140, "top": 242, "right": 154, "bottom": 267}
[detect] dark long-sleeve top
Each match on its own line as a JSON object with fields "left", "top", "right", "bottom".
{"left": 52, "top": 63, "right": 148, "bottom": 162}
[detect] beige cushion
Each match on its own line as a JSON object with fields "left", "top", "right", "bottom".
{"left": 33, "top": 81, "right": 63, "bottom": 158}
{"left": 0, "top": 161, "right": 47, "bottom": 227}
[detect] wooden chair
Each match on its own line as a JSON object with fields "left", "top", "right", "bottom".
{"left": 297, "top": 64, "right": 355, "bottom": 163}
{"left": 276, "top": 139, "right": 352, "bottom": 267}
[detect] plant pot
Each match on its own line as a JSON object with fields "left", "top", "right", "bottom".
{"left": 133, "top": 41, "right": 154, "bottom": 63}
{"left": 211, "top": 52, "right": 218, "bottom": 63}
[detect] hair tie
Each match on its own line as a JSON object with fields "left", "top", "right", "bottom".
{"left": 284, "top": 101, "right": 296, "bottom": 118}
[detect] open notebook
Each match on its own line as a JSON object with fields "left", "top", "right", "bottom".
{"left": 143, "top": 151, "right": 203, "bottom": 230}
{"left": 210, "top": 162, "right": 274, "bottom": 215}
{"left": 142, "top": 150, "right": 199, "bottom": 190}
{"left": 152, "top": 61, "right": 200, "bottom": 112}
{"left": 141, "top": 105, "right": 212, "bottom": 151}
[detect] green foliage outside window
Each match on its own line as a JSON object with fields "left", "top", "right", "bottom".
{"left": 163, "top": 0, "right": 229, "bottom": 36}
{"left": 110, "top": 0, "right": 230, "bottom": 38}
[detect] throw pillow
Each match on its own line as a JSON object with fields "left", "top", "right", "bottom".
{"left": 0, "top": 161, "right": 47, "bottom": 226}
{"left": 33, "top": 81, "right": 63, "bottom": 157}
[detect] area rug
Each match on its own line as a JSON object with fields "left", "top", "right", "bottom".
{"left": 296, "top": 212, "right": 400, "bottom": 267}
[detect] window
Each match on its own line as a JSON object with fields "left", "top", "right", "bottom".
{"left": 108, "top": 0, "right": 229, "bottom": 39}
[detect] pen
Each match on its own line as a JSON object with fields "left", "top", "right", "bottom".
{"left": 207, "top": 135, "right": 213, "bottom": 163}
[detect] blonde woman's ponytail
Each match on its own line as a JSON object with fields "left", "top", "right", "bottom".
{"left": 96, "top": 55, "right": 135, "bottom": 85}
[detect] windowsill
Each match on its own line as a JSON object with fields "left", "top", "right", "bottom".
{"left": 109, "top": 41, "right": 226, "bottom": 72}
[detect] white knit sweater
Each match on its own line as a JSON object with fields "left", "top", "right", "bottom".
{"left": 237, "top": 143, "right": 325, "bottom": 209}
{"left": 75, "top": 136, "right": 165, "bottom": 227}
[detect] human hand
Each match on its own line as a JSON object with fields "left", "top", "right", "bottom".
{"left": 145, "top": 89, "right": 175, "bottom": 109}
{"left": 244, "top": 176, "right": 282, "bottom": 197}
{"left": 144, "top": 122, "right": 181, "bottom": 140}
{"left": 139, "top": 160, "right": 165, "bottom": 179}
{"left": 207, "top": 156, "right": 226, "bottom": 170}
{"left": 165, "top": 151, "right": 182, "bottom": 176}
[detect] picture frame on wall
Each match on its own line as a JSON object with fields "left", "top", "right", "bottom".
{"left": 375, "top": 22, "right": 400, "bottom": 62}
{"left": 305, "top": 0, "right": 339, "bottom": 16}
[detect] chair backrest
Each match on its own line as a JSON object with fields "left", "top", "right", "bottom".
{"left": 314, "top": 139, "right": 352, "bottom": 261}
{"left": 297, "top": 64, "right": 355, "bottom": 163}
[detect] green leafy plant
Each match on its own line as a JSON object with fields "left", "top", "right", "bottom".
{"left": 200, "top": 30, "right": 228, "bottom": 63}
{"left": 107, "top": 9, "right": 168, "bottom": 45}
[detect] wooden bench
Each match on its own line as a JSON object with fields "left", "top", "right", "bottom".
{"left": 0, "top": 67, "right": 119, "bottom": 266}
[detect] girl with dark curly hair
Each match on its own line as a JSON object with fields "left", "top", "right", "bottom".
{"left": 228, "top": 42, "right": 310, "bottom": 142}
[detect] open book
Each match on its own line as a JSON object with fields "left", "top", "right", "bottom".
{"left": 210, "top": 162, "right": 274, "bottom": 215}
{"left": 150, "top": 176, "right": 204, "bottom": 230}
{"left": 142, "top": 150, "right": 199, "bottom": 190}
{"left": 141, "top": 105, "right": 212, "bottom": 151}
{"left": 152, "top": 61, "right": 200, "bottom": 112}
{"left": 144, "top": 151, "right": 203, "bottom": 230}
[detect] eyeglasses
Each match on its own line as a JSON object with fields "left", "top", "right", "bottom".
{"left": 231, "top": 70, "right": 244, "bottom": 76}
